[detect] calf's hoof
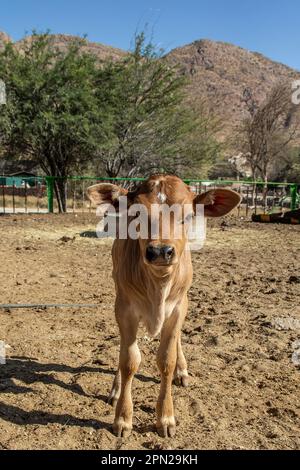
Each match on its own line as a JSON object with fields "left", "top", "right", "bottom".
{"left": 107, "top": 387, "right": 120, "bottom": 407}
{"left": 156, "top": 417, "right": 176, "bottom": 438}
{"left": 173, "top": 371, "right": 189, "bottom": 387}
{"left": 113, "top": 418, "right": 132, "bottom": 438}
{"left": 107, "top": 394, "right": 118, "bottom": 407}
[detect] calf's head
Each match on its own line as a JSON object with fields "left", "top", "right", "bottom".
{"left": 87, "top": 175, "right": 241, "bottom": 267}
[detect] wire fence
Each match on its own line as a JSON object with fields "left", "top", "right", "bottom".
{"left": 0, "top": 175, "right": 299, "bottom": 215}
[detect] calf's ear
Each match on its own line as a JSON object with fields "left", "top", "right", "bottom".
{"left": 87, "top": 183, "right": 128, "bottom": 215}
{"left": 194, "top": 189, "right": 241, "bottom": 218}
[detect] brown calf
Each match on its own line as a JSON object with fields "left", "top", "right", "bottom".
{"left": 87, "top": 175, "right": 241, "bottom": 438}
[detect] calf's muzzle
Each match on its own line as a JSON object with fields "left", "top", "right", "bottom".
{"left": 146, "top": 245, "right": 175, "bottom": 263}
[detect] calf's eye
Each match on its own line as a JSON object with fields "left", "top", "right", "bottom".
{"left": 181, "top": 213, "right": 194, "bottom": 224}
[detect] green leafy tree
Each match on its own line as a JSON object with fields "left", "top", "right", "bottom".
{"left": 0, "top": 32, "right": 109, "bottom": 212}
{"left": 97, "top": 33, "right": 220, "bottom": 180}
{"left": 0, "top": 31, "right": 221, "bottom": 211}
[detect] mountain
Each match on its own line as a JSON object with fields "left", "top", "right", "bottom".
{"left": 1, "top": 32, "right": 299, "bottom": 143}
{"left": 0, "top": 32, "right": 12, "bottom": 51}
{"left": 0, "top": 32, "right": 125, "bottom": 61}
{"left": 166, "top": 39, "right": 300, "bottom": 141}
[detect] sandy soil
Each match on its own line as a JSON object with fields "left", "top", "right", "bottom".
{"left": 0, "top": 213, "right": 299, "bottom": 450}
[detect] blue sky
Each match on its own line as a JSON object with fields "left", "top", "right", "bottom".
{"left": 1, "top": 0, "right": 299, "bottom": 70}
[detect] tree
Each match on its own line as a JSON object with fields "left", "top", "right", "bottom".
{"left": 240, "top": 84, "right": 297, "bottom": 180}
{"left": 0, "top": 33, "right": 109, "bottom": 212}
{"left": 0, "top": 31, "right": 221, "bottom": 210}
{"left": 96, "top": 33, "right": 220, "bottom": 181}
{"left": 277, "top": 146, "right": 300, "bottom": 183}
{"left": 239, "top": 83, "right": 297, "bottom": 207}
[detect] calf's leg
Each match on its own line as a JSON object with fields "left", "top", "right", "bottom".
{"left": 156, "top": 309, "right": 182, "bottom": 438}
{"left": 113, "top": 308, "right": 140, "bottom": 438}
{"left": 173, "top": 296, "right": 189, "bottom": 387}
{"left": 173, "top": 331, "right": 189, "bottom": 387}
{"left": 107, "top": 369, "right": 121, "bottom": 406}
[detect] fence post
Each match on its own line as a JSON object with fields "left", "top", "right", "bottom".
{"left": 290, "top": 184, "right": 297, "bottom": 211}
{"left": 46, "top": 176, "right": 54, "bottom": 213}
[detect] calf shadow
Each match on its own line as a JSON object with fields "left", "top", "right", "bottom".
{"left": 0, "top": 357, "right": 113, "bottom": 431}
{"left": 0, "top": 356, "right": 114, "bottom": 397}
{"left": 0, "top": 356, "right": 159, "bottom": 398}
{"left": 0, "top": 356, "right": 159, "bottom": 434}
{"left": 0, "top": 401, "right": 110, "bottom": 431}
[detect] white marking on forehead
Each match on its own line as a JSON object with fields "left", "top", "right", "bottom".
{"left": 157, "top": 192, "right": 167, "bottom": 203}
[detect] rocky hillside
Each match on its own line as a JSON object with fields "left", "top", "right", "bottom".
{"left": 166, "top": 39, "right": 300, "bottom": 140}
{"left": 0, "top": 31, "right": 125, "bottom": 61}
{"left": 1, "top": 32, "right": 299, "bottom": 142}
{"left": 0, "top": 32, "right": 12, "bottom": 51}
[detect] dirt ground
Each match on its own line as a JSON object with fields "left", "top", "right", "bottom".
{"left": 0, "top": 213, "right": 299, "bottom": 450}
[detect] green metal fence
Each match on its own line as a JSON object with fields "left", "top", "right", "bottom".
{"left": 0, "top": 175, "right": 299, "bottom": 215}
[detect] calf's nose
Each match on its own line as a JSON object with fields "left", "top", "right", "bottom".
{"left": 161, "top": 245, "right": 175, "bottom": 260}
{"left": 146, "top": 245, "right": 161, "bottom": 262}
{"left": 146, "top": 245, "right": 175, "bottom": 263}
